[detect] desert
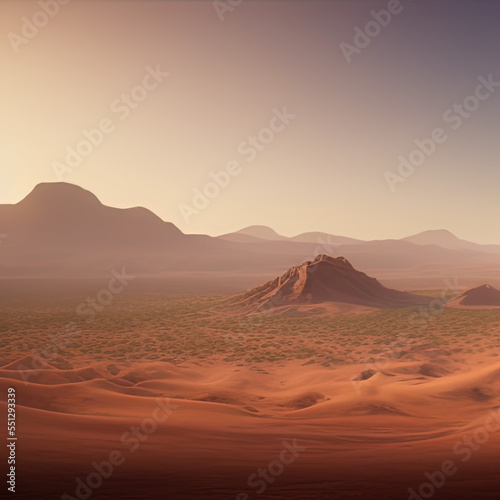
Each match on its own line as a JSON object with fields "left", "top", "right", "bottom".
{"left": 2, "top": 192, "right": 500, "bottom": 498}
{"left": 3, "top": 1, "right": 500, "bottom": 498}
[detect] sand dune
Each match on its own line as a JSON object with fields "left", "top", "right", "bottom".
{"left": 3, "top": 352, "right": 500, "bottom": 499}
{"left": 3, "top": 354, "right": 500, "bottom": 423}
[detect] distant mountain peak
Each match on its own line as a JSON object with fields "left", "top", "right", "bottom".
{"left": 19, "top": 182, "right": 102, "bottom": 209}
{"left": 419, "top": 229, "right": 457, "bottom": 238}
{"left": 235, "top": 225, "right": 285, "bottom": 241}
{"left": 447, "top": 284, "right": 500, "bottom": 308}
{"left": 405, "top": 229, "right": 459, "bottom": 240}
{"left": 402, "top": 229, "right": 466, "bottom": 250}
{"left": 424, "top": 229, "right": 454, "bottom": 234}
{"left": 462, "top": 284, "right": 499, "bottom": 296}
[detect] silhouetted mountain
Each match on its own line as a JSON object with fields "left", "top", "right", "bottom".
{"left": 1, "top": 183, "right": 500, "bottom": 278}
{"left": 403, "top": 229, "right": 500, "bottom": 254}
{"left": 219, "top": 225, "right": 286, "bottom": 242}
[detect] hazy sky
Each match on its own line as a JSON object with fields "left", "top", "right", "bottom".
{"left": 2, "top": 0, "right": 500, "bottom": 243}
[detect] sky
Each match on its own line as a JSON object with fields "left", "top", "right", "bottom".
{"left": 1, "top": 0, "right": 500, "bottom": 244}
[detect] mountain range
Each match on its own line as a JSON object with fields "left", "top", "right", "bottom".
{"left": 1, "top": 182, "right": 499, "bottom": 279}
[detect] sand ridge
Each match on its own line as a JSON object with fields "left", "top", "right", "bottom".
{"left": 3, "top": 354, "right": 500, "bottom": 499}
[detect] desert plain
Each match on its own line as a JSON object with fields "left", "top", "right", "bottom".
{"left": 2, "top": 267, "right": 500, "bottom": 500}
